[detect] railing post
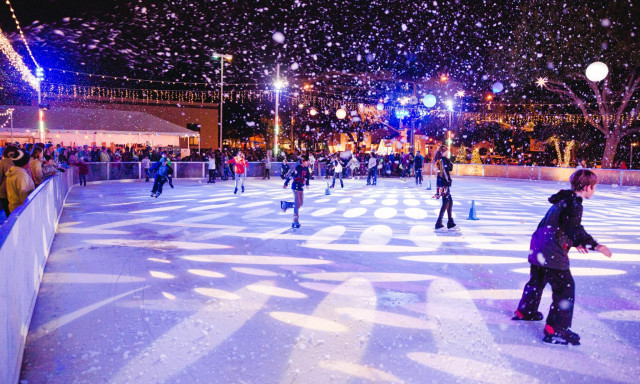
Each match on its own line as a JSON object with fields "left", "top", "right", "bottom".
{"left": 538, "top": 166, "right": 541, "bottom": 180}
{"left": 202, "top": 162, "right": 205, "bottom": 178}
{"left": 138, "top": 162, "right": 142, "bottom": 179}
{"left": 106, "top": 162, "right": 110, "bottom": 181}
{"left": 174, "top": 162, "right": 178, "bottom": 179}
{"left": 620, "top": 170, "right": 624, "bottom": 186}
{"left": 506, "top": 164, "right": 509, "bottom": 178}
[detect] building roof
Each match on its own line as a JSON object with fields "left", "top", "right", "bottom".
{"left": 0, "top": 105, "right": 194, "bottom": 136}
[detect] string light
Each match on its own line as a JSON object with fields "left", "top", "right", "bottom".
{"left": 0, "top": 26, "right": 38, "bottom": 90}
{"left": 0, "top": 108, "right": 13, "bottom": 129}
{"left": 4, "top": 0, "right": 39, "bottom": 68}
{"left": 44, "top": 67, "right": 260, "bottom": 87}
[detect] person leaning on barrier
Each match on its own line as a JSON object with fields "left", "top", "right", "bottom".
{"left": 30, "top": 147, "right": 44, "bottom": 186}
{"left": 0, "top": 146, "right": 18, "bottom": 217}
{"left": 6, "top": 150, "right": 35, "bottom": 214}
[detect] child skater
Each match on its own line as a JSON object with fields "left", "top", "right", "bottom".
{"left": 513, "top": 169, "right": 612, "bottom": 345}
{"left": 281, "top": 155, "right": 310, "bottom": 228}
{"left": 228, "top": 151, "right": 248, "bottom": 194}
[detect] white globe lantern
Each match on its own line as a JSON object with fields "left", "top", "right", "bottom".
{"left": 309, "top": 108, "right": 318, "bottom": 116}
{"left": 336, "top": 108, "right": 347, "bottom": 119}
{"left": 376, "top": 103, "right": 384, "bottom": 111}
{"left": 585, "top": 62, "right": 609, "bottom": 82}
{"left": 422, "top": 94, "right": 437, "bottom": 108}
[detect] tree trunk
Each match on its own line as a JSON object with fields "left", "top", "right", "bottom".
{"left": 601, "top": 134, "right": 621, "bottom": 169}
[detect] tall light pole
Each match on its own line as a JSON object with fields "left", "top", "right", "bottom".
{"left": 273, "top": 64, "right": 287, "bottom": 158}
{"left": 36, "top": 67, "right": 44, "bottom": 142}
{"left": 212, "top": 53, "right": 232, "bottom": 150}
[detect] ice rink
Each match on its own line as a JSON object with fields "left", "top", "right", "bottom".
{"left": 20, "top": 176, "right": 640, "bottom": 383}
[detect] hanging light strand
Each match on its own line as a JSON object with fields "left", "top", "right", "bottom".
{"left": 0, "top": 26, "right": 38, "bottom": 90}
{"left": 4, "top": 0, "right": 39, "bottom": 68}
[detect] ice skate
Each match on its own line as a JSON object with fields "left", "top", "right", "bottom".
{"left": 234, "top": 187, "right": 238, "bottom": 194}
{"left": 511, "top": 310, "right": 544, "bottom": 321}
{"left": 543, "top": 325, "right": 580, "bottom": 345}
{"left": 435, "top": 221, "right": 446, "bottom": 232}
{"left": 447, "top": 220, "right": 459, "bottom": 231}
{"left": 291, "top": 221, "right": 300, "bottom": 229}
{"left": 241, "top": 185, "right": 245, "bottom": 193}
{"left": 150, "top": 193, "right": 156, "bottom": 198}
{"left": 280, "top": 201, "right": 288, "bottom": 212}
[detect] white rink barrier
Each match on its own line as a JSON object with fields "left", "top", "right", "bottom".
{"left": 448, "top": 163, "right": 640, "bottom": 186}
{"left": 0, "top": 169, "right": 75, "bottom": 384}
{"left": 78, "top": 161, "right": 640, "bottom": 186}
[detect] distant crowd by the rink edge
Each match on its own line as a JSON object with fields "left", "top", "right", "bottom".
{"left": 0, "top": 141, "right": 636, "bottom": 220}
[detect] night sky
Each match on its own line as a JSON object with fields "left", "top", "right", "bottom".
{"left": 1, "top": 1, "right": 638, "bottom": 99}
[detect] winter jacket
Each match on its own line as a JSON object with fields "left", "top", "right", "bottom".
{"left": 414, "top": 154, "right": 424, "bottom": 170}
{"left": 528, "top": 190, "right": 598, "bottom": 270}
{"left": 6, "top": 166, "right": 35, "bottom": 213}
{"left": 285, "top": 164, "right": 310, "bottom": 191}
{"left": 436, "top": 157, "right": 452, "bottom": 187}
{"left": 228, "top": 157, "right": 248, "bottom": 174}
{"left": 29, "top": 158, "right": 44, "bottom": 185}
{"left": 0, "top": 157, "right": 15, "bottom": 199}
{"left": 368, "top": 156, "right": 377, "bottom": 169}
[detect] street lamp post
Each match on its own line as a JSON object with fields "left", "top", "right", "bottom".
{"left": 212, "top": 53, "right": 232, "bottom": 150}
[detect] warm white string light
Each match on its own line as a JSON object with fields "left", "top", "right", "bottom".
{"left": 0, "top": 27, "right": 38, "bottom": 90}
{"left": 5, "top": 0, "right": 39, "bottom": 68}
{"left": 0, "top": 108, "right": 14, "bottom": 129}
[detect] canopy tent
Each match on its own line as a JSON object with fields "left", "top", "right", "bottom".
{"left": 0, "top": 105, "right": 197, "bottom": 147}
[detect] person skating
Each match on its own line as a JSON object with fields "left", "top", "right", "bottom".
{"left": 433, "top": 145, "right": 456, "bottom": 230}
{"left": 366, "top": 152, "right": 377, "bottom": 186}
{"left": 150, "top": 157, "right": 170, "bottom": 198}
{"left": 347, "top": 155, "right": 360, "bottom": 179}
{"left": 280, "top": 158, "right": 290, "bottom": 179}
{"left": 414, "top": 150, "right": 424, "bottom": 186}
{"left": 512, "top": 169, "right": 612, "bottom": 346}
{"left": 228, "top": 151, "right": 248, "bottom": 194}
{"left": 262, "top": 155, "right": 271, "bottom": 179}
{"left": 330, "top": 154, "right": 344, "bottom": 188}
{"left": 281, "top": 155, "right": 310, "bottom": 228}
{"left": 207, "top": 154, "right": 216, "bottom": 183}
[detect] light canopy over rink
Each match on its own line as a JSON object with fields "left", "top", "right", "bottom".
{"left": 21, "top": 177, "right": 640, "bottom": 384}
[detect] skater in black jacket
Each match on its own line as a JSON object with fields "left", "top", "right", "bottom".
{"left": 281, "top": 155, "right": 310, "bottom": 228}
{"left": 433, "top": 146, "right": 456, "bottom": 230}
{"left": 513, "top": 169, "right": 611, "bottom": 345}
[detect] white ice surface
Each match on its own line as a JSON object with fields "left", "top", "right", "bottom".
{"left": 20, "top": 177, "right": 640, "bottom": 383}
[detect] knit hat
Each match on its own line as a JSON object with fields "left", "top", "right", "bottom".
{"left": 11, "top": 150, "right": 30, "bottom": 167}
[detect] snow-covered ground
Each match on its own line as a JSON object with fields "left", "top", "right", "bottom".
{"left": 20, "top": 176, "right": 640, "bottom": 383}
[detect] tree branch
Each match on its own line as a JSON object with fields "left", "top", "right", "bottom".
{"left": 616, "top": 72, "right": 640, "bottom": 124}
{"left": 545, "top": 80, "right": 603, "bottom": 133}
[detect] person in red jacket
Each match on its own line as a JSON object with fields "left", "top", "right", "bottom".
{"left": 228, "top": 151, "right": 248, "bottom": 194}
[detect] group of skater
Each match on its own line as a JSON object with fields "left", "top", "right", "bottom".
{"left": 146, "top": 145, "right": 613, "bottom": 346}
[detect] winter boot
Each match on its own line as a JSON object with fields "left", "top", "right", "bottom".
{"left": 543, "top": 325, "right": 580, "bottom": 345}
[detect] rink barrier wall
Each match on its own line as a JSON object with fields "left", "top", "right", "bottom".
{"left": 0, "top": 169, "right": 76, "bottom": 384}
{"left": 74, "top": 162, "right": 640, "bottom": 186}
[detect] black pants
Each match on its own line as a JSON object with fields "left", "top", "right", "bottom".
{"left": 415, "top": 168, "right": 423, "bottom": 184}
{"left": 151, "top": 176, "right": 167, "bottom": 194}
{"left": 367, "top": 168, "right": 377, "bottom": 185}
{"left": 264, "top": 169, "right": 270, "bottom": 179}
{"left": 0, "top": 197, "right": 10, "bottom": 217}
{"left": 79, "top": 174, "right": 87, "bottom": 186}
{"left": 208, "top": 169, "right": 216, "bottom": 182}
{"left": 517, "top": 265, "right": 575, "bottom": 330}
{"left": 331, "top": 171, "right": 343, "bottom": 188}
{"left": 436, "top": 187, "right": 453, "bottom": 224}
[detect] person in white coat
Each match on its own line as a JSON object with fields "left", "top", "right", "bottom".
{"left": 6, "top": 150, "right": 35, "bottom": 213}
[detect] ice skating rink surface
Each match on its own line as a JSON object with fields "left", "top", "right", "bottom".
{"left": 21, "top": 177, "right": 640, "bottom": 383}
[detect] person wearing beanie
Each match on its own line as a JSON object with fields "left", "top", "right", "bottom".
{"left": 6, "top": 150, "right": 35, "bottom": 213}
